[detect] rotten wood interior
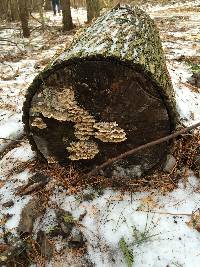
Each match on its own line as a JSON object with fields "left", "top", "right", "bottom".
{"left": 29, "top": 59, "right": 172, "bottom": 178}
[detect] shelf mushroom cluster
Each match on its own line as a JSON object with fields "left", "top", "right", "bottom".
{"left": 30, "top": 86, "right": 127, "bottom": 160}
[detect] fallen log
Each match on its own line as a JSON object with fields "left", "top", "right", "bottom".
{"left": 23, "top": 5, "right": 179, "bottom": 178}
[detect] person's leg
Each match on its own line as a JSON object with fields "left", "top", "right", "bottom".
{"left": 56, "top": 0, "right": 61, "bottom": 14}
{"left": 52, "top": 0, "right": 56, "bottom": 15}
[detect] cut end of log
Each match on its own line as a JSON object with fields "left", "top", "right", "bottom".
{"left": 26, "top": 59, "right": 172, "bottom": 177}
{"left": 23, "top": 5, "right": 178, "bottom": 179}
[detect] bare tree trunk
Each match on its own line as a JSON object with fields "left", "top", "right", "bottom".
{"left": 0, "top": 0, "right": 8, "bottom": 19}
{"left": 38, "top": 0, "right": 45, "bottom": 31}
{"left": 71, "top": 0, "right": 85, "bottom": 8}
{"left": 44, "top": 0, "right": 52, "bottom": 10}
{"left": 86, "top": 0, "right": 100, "bottom": 22}
{"left": 18, "top": 0, "right": 30, "bottom": 37}
{"left": 61, "top": 0, "right": 73, "bottom": 31}
{"left": 1, "top": 0, "right": 19, "bottom": 21}
{"left": 9, "top": 0, "right": 19, "bottom": 21}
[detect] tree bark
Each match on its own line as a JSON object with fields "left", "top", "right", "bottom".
{"left": 0, "top": 0, "right": 7, "bottom": 19}
{"left": 23, "top": 5, "right": 178, "bottom": 178}
{"left": 9, "top": 0, "right": 19, "bottom": 21}
{"left": 86, "top": 0, "right": 100, "bottom": 22}
{"left": 38, "top": 0, "right": 45, "bottom": 31}
{"left": 44, "top": 0, "right": 52, "bottom": 10}
{"left": 18, "top": 0, "right": 30, "bottom": 38}
{"left": 61, "top": 0, "right": 74, "bottom": 31}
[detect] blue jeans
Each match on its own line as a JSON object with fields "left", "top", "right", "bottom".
{"left": 52, "top": 0, "right": 60, "bottom": 15}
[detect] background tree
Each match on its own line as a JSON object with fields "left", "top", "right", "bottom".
{"left": 9, "top": 0, "right": 19, "bottom": 21}
{"left": 61, "top": 0, "right": 74, "bottom": 31}
{"left": 37, "top": 0, "right": 46, "bottom": 31}
{"left": 18, "top": 0, "right": 30, "bottom": 38}
{"left": 44, "top": 0, "right": 52, "bottom": 10}
{"left": 0, "top": 0, "right": 7, "bottom": 20}
{"left": 86, "top": 0, "right": 100, "bottom": 22}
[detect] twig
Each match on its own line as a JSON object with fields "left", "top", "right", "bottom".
{"left": 142, "top": 210, "right": 192, "bottom": 217}
{"left": 0, "top": 38, "right": 24, "bottom": 52}
{"left": 0, "top": 27, "right": 21, "bottom": 30}
{"left": 16, "top": 180, "right": 48, "bottom": 196}
{"left": 84, "top": 122, "right": 200, "bottom": 179}
{"left": 113, "top": 2, "right": 121, "bottom": 10}
{"left": 0, "top": 137, "right": 25, "bottom": 142}
{"left": 29, "top": 13, "right": 46, "bottom": 27}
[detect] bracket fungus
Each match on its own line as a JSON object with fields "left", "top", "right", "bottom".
{"left": 23, "top": 5, "right": 178, "bottom": 178}
{"left": 31, "top": 117, "right": 47, "bottom": 129}
{"left": 67, "top": 141, "right": 99, "bottom": 161}
{"left": 94, "top": 122, "right": 127, "bottom": 143}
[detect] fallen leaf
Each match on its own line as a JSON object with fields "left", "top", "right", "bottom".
{"left": 186, "top": 211, "right": 200, "bottom": 232}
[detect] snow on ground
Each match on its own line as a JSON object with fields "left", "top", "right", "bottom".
{"left": 0, "top": 2, "right": 200, "bottom": 267}
{"left": 46, "top": 176, "right": 200, "bottom": 267}
{"left": 32, "top": 7, "right": 87, "bottom": 27}
{"left": 0, "top": 142, "right": 34, "bottom": 239}
{"left": 148, "top": 0, "right": 200, "bottom": 124}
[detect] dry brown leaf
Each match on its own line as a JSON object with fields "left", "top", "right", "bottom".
{"left": 137, "top": 195, "right": 158, "bottom": 211}
{"left": 186, "top": 211, "right": 200, "bottom": 232}
{"left": 0, "top": 244, "right": 9, "bottom": 253}
{"left": 0, "top": 180, "right": 5, "bottom": 189}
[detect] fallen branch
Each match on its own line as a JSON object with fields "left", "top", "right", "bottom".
{"left": 84, "top": 122, "right": 200, "bottom": 179}
{"left": 0, "top": 27, "right": 21, "bottom": 30}
{"left": 16, "top": 180, "right": 48, "bottom": 196}
{"left": 0, "top": 38, "right": 24, "bottom": 52}
{"left": 0, "top": 137, "right": 25, "bottom": 142}
{"left": 142, "top": 208, "right": 200, "bottom": 217}
{"left": 141, "top": 209, "right": 192, "bottom": 217}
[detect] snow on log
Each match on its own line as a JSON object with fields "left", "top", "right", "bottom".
{"left": 23, "top": 5, "right": 178, "bottom": 178}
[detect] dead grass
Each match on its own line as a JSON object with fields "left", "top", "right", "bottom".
{"left": 27, "top": 238, "right": 47, "bottom": 267}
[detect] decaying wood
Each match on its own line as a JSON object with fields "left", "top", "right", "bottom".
{"left": 84, "top": 122, "right": 200, "bottom": 178}
{"left": 23, "top": 5, "right": 179, "bottom": 178}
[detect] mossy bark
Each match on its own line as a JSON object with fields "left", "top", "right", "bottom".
{"left": 23, "top": 5, "right": 178, "bottom": 178}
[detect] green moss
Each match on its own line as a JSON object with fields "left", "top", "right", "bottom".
{"left": 189, "top": 63, "right": 200, "bottom": 74}
{"left": 178, "top": 56, "right": 200, "bottom": 74}
{"left": 63, "top": 213, "right": 74, "bottom": 223}
{"left": 46, "top": 225, "right": 60, "bottom": 234}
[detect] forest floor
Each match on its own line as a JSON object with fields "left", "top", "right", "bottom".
{"left": 0, "top": 1, "right": 200, "bottom": 267}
